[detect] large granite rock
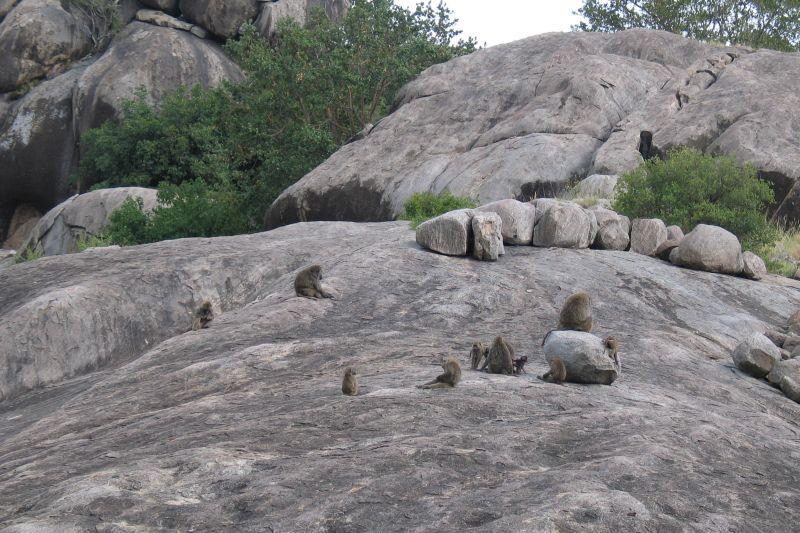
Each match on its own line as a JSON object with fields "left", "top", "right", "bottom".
{"left": 532, "top": 202, "right": 597, "bottom": 249}
{"left": 266, "top": 29, "right": 800, "bottom": 227}
{"left": 1, "top": 222, "right": 799, "bottom": 530}
{"left": 590, "top": 206, "right": 630, "bottom": 251}
{"left": 542, "top": 330, "right": 618, "bottom": 385}
{"left": 475, "top": 199, "right": 535, "bottom": 245}
{"left": 179, "top": 0, "right": 259, "bottom": 39}
{"left": 572, "top": 174, "right": 619, "bottom": 199}
{"left": 415, "top": 209, "right": 473, "bottom": 256}
{"left": 732, "top": 332, "right": 781, "bottom": 378}
{"left": 21, "top": 187, "right": 158, "bottom": 256}
{"left": 630, "top": 218, "right": 667, "bottom": 256}
{"left": 671, "top": 224, "right": 744, "bottom": 275}
{"left": 471, "top": 211, "right": 503, "bottom": 261}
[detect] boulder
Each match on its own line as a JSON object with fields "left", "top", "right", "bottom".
{"left": 1, "top": 204, "right": 40, "bottom": 250}
{"left": 471, "top": 212, "right": 503, "bottom": 261}
{"left": 784, "top": 335, "right": 800, "bottom": 352}
{"left": 590, "top": 206, "right": 630, "bottom": 251}
{"left": 139, "top": 0, "right": 178, "bottom": 13}
{"left": 254, "top": 0, "right": 350, "bottom": 38}
{"left": 475, "top": 199, "right": 535, "bottom": 245}
{"left": 767, "top": 358, "right": 800, "bottom": 386}
{"left": 781, "top": 376, "right": 800, "bottom": 403}
{"left": 0, "top": 248, "right": 15, "bottom": 269}
{"left": 179, "top": 0, "right": 259, "bottom": 39}
{"left": 532, "top": 202, "right": 597, "bottom": 249}
{"left": 571, "top": 174, "right": 619, "bottom": 199}
{"left": 732, "top": 332, "right": 781, "bottom": 378}
{"left": 531, "top": 198, "right": 560, "bottom": 225}
{"left": 741, "top": 251, "right": 767, "bottom": 281}
{"left": 655, "top": 239, "right": 682, "bottom": 261}
{"left": 0, "top": 0, "right": 91, "bottom": 92}
{"left": 630, "top": 218, "right": 668, "bottom": 256}
{"left": 135, "top": 8, "right": 193, "bottom": 31}
{"left": 670, "top": 224, "right": 744, "bottom": 275}
{"left": 666, "top": 225, "right": 685, "bottom": 241}
{"left": 542, "top": 330, "right": 618, "bottom": 385}
{"left": 22, "top": 188, "right": 158, "bottom": 256}
{"left": 415, "top": 209, "right": 473, "bottom": 256}
{"left": 764, "top": 329, "right": 787, "bottom": 348}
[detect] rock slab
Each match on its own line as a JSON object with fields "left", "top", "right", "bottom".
{"left": 415, "top": 209, "right": 473, "bottom": 256}
{"left": 471, "top": 212, "right": 503, "bottom": 261}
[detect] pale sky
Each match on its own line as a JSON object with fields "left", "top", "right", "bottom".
{"left": 395, "top": 0, "right": 584, "bottom": 47}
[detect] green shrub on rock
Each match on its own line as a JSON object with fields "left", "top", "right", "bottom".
{"left": 400, "top": 191, "right": 478, "bottom": 228}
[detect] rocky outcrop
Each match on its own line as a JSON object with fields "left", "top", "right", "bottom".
{"left": 671, "top": 224, "right": 744, "bottom": 275}
{"left": 742, "top": 251, "right": 767, "bottom": 280}
{"left": 1, "top": 221, "right": 799, "bottom": 530}
{"left": 255, "top": 0, "right": 350, "bottom": 38}
{"left": 532, "top": 202, "right": 597, "bottom": 249}
{"left": 630, "top": 218, "right": 667, "bottom": 257}
{"left": 572, "top": 174, "right": 619, "bottom": 199}
{"left": 22, "top": 187, "right": 157, "bottom": 256}
{"left": 266, "top": 29, "right": 800, "bottom": 227}
{"left": 1, "top": 204, "right": 39, "bottom": 249}
{"left": 179, "top": 0, "right": 259, "bottom": 39}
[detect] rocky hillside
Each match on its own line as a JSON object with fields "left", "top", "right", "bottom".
{"left": 2, "top": 222, "right": 800, "bottom": 529}
{"left": 266, "top": 29, "right": 800, "bottom": 227}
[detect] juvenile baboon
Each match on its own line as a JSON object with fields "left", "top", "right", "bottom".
{"left": 483, "top": 336, "right": 515, "bottom": 375}
{"left": 513, "top": 355, "right": 528, "bottom": 374}
{"left": 342, "top": 368, "right": 358, "bottom": 396}
{"left": 470, "top": 342, "right": 489, "bottom": 370}
{"left": 539, "top": 357, "right": 567, "bottom": 384}
{"left": 418, "top": 356, "right": 462, "bottom": 389}
{"left": 559, "top": 292, "right": 593, "bottom": 332}
{"left": 604, "top": 336, "right": 621, "bottom": 370}
{"left": 192, "top": 301, "right": 214, "bottom": 330}
{"left": 294, "top": 264, "right": 333, "bottom": 299}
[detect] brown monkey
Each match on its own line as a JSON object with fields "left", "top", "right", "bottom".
{"left": 513, "top": 355, "right": 528, "bottom": 374}
{"left": 558, "top": 292, "right": 592, "bottom": 332}
{"left": 418, "top": 357, "right": 462, "bottom": 389}
{"left": 604, "top": 336, "right": 621, "bottom": 370}
{"left": 539, "top": 357, "right": 567, "bottom": 384}
{"left": 294, "top": 264, "right": 333, "bottom": 299}
{"left": 192, "top": 301, "right": 214, "bottom": 330}
{"left": 470, "top": 342, "right": 489, "bottom": 370}
{"left": 483, "top": 336, "right": 515, "bottom": 375}
{"left": 342, "top": 368, "right": 358, "bottom": 396}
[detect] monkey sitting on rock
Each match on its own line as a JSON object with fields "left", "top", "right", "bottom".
{"left": 192, "top": 301, "right": 214, "bottom": 330}
{"left": 470, "top": 342, "right": 489, "bottom": 370}
{"left": 542, "top": 291, "right": 593, "bottom": 346}
{"left": 342, "top": 368, "right": 358, "bottom": 396}
{"left": 418, "top": 357, "right": 462, "bottom": 389}
{"left": 294, "top": 264, "right": 334, "bottom": 299}
{"left": 481, "top": 336, "right": 515, "bottom": 375}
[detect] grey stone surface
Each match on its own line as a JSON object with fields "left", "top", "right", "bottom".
{"left": 255, "top": 0, "right": 350, "bottom": 37}
{"left": 139, "top": 0, "right": 178, "bottom": 12}
{"left": 22, "top": 188, "right": 158, "bottom": 256}
{"left": 781, "top": 376, "right": 800, "bottom": 403}
{"left": 1, "top": 204, "right": 40, "bottom": 250}
{"left": 0, "top": 248, "right": 15, "bottom": 269}
{"left": 542, "top": 330, "right": 618, "bottom": 385}
{"left": 475, "top": 199, "right": 535, "bottom": 245}
{"left": 135, "top": 8, "right": 193, "bottom": 31}
{"left": 655, "top": 238, "right": 682, "bottom": 261}
{"left": 415, "top": 209, "right": 473, "bottom": 256}
{"left": 471, "top": 211, "right": 503, "bottom": 261}
{"left": 732, "top": 332, "right": 781, "bottom": 378}
{"left": 768, "top": 358, "right": 800, "bottom": 386}
{"left": 742, "top": 251, "right": 767, "bottom": 280}
{"left": 572, "top": 174, "right": 619, "bottom": 199}
{"left": 671, "top": 224, "right": 744, "bottom": 275}
{"left": 179, "top": 0, "right": 259, "bottom": 39}
{"left": 590, "top": 206, "right": 630, "bottom": 251}
{"left": 630, "top": 218, "right": 667, "bottom": 256}
{"left": 666, "top": 225, "right": 684, "bottom": 241}
{"left": 1, "top": 222, "right": 800, "bottom": 529}
{"left": 533, "top": 202, "right": 597, "bottom": 249}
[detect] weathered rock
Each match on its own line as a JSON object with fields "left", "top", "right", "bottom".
{"left": 139, "top": 0, "right": 178, "bottom": 13}
{"left": 0, "top": 0, "right": 18, "bottom": 19}
{"left": 179, "top": 0, "right": 259, "bottom": 39}
{"left": 655, "top": 238, "right": 682, "bottom": 261}
{"left": 630, "top": 218, "right": 668, "bottom": 256}
{"left": 0, "top": 0, "right": 91, "bottom": 92}
{"left": 572, "top": 174, "right": 619, "bottom": 199}
{"left": 767, "top": 358, "right": 800, "bottom": 386}
{"left": 0, "top": 248, "right": 15, "bottom": 269}
{"left": 1, "top": 204, "right": 40, "bottom": 250}
{"left": 190, "top": 24, "right": 209, "bottom": 39}
{"left": 780, "top": 348, "right": 792, "bottom": 360}
{"left": 531, "top": 198, "right": 559, "bottom": 224}
{"left": 415, "top": 209, "right": 473, "bottom": 256}
{"left": 475, "top": 199, "right": 535, "bottom": 245}
{"left": 781, "top": 376, "right": 800, "bottom": 403}
{"left": 22, "top": 188, "right": 157, "bottom": 256}
{"left": 542, "top": 330, "right": 618, "bottom": 385}
{"left": 741, "top": 251, "right": 767, "bottom": 280}
{"left": 254, "top": 0, "right": 350, "bottom": 38}
{"left": 666, "top": 225, "right": 684, "bottom": 241}
{"left": 135, "top": 8, "right": 193, "bottom": 31}
{"left": 784, "top": 335, "right": 800, "bottom": 352}
{"left": 590, "top": 206, "right": 630, "bottom": 251}
{"left": 732, "top": 332, "right": 781, "bottom": 378}
{"left": 671, "top": 224, "right": 744, "bottom": 275}
{"left": 533, "top": 202, "right": 597, "bottom": 249}
{"left": 471, "top": 212, "right": 503, "bottom": 261}
{"left": 765, "top": 329, "right": 787, "bottom": 348}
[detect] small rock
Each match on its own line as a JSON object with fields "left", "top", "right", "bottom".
{"left": 590, "top": 206, "right": 630, "bottom": 251}
{"left": 785, "top": 336, "right": 800, "bottom": 352}
{"left": 571, "top": 174, "right": 619, "bottom": 199}
{"left": 767, "top": 358, "right": 800, "bottom": 386}
{"left": 655, "top": 238, "right": 682, "bottom": 261}
{"left": 732, "top": 333, "right": 781, "bottom": 378}
{"left": 471, "top": 212, "right": 504, "bottom": 261}
{"left": 764, "top": 329, "right": 787, "bottom": 348}
{"left": 542, "top": 330, "right": 618, "bottom": 385}
{"left": 415, "top": 209, "right": 474, "bottom": 256}
{"left": 136, "top": 9, "right": 193, "bottom": 32}
{"left": 780, "top": 348, "right": 792, "bottom": 360}
{"left": 630, "top": 218, "right": 668, "bottom": 256}
{"left": 190, "top": 25, "right": 209, "bottom": 39}
{"left": 670, "top": 224, "right": 744, "bottom": 275}
{"left": 781, "top": 376, "right": 800, "bottom": 403}
{"left": 0, "top": 249, "right": 16, "bottom": 269}
{"left": 741, "top": 251, "right": 766, "bottom": 280}
{"left": 666, "top": 225, "right": 684, "bottom": 241}
{"left": 475, "top": 199, "right": 535, "bottom": 245}
{"left": 533, "top": 202, "right": 597, "bottom": 249}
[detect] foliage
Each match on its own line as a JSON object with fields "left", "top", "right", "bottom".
{"left": 62, "top": 0, "right": 122, "bottom": 51}
{"left": 760, "top": 227, "right": 800, "bottom": 276}
{"left": 574, "top": 0, "right": 800, "bottom": 51}
{"left": 399, "top": 191, "right": 478, "bottom": 228}
{"left": 613, "top": 148, "right": 777, "bottom": 250}
{"left": 78, "top": 1, "right": 476, "bottom": 239}
{"left": 14, "top": 246, "right": 44, "bottom": 264}
{"left": 75, "top": 232, "right": 115, "bottom": 252}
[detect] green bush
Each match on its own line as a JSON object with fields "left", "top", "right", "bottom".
{"left": 613, "top": 148, "right": 777, "bottom": 251}
{"left": 14, "top": 246, "right": 43, "bottom": 264}
{"left": 76, "top": 232, "right": 115, "bottom": 252}
{"left": 399, "top": 191, "right": 478, "bottom": 228}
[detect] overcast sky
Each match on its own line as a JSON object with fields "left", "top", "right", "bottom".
{"left": 395, "top": 0, "right": 584, "bottom": 47}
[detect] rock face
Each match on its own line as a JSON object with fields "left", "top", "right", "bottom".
{"left": 532, "top": 202, "right": 597, "bottom": 249}
{"left": 741, "top": 251, "right": 767, "bottom": 280}
{"left": 590, "top": 206, "right": 630, "bottom": 250}
{"left": 22, "top": 188, "right": 158, "bottom": 256}
{"left": 140, "top": 0, "right": 178, "bottom": 13}
{"left": 732, "top": 333, "right": 781, "bottom": 378}
{"left": 471, "top": 211, "right": 503, "bottom": 261}
{"left": 179, "top": 0, "right": 259, "bottom": 39}
{"left": 265, "top": 29, "right": 800, "bottom": 228}
{"left": 2, "top": 221, "right": 799, "bottom": 530}
{"left": 475, "top": 199, "right": 535, "bottom": 245}
{"left": 671, "top": 224, "right": 744, "bottom": 275}
{"left": 572, "top": 174, "right": 619, "bottom": 199}
{"left": 542, "top": 330, "right": 618, "bottom": 384}
{"left": 1, "top": 204, "right": 40, "bottom": 249}
{"left": 414, "top": 209, "right": 473, "bottom": 256}
{"left": 630, "top": 218, "right": 667, "bottom": 256}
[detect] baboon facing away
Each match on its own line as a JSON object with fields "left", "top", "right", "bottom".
{"left": 604, "top": 336, "right": 621, "bottom": 371}
{"left": 192, "top": 301, "right": 214, "bottom": 330}
{"left": 470, "top": 342, "right": 489, "bottom": 370}
{"left": 419, "top": 356, "right": 462, "bottom": 389}
{"left": 484, "top": 336, "right": 515, "bottom": 375}
{"left": 540, "top": 357, "right": 567, "bottom": 384}
{"left": 295, "top": 264, "right": 333, "bottom": 299}
{"left": 342, "top": 368, "right": 358, "bottom": 396}
{"left": 559, "top": 292, "right": 592, "bottom": 332}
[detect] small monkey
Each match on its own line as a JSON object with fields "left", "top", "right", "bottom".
{"left": 470, "top": 342, "right": 489, "bottom": 370}
{"left": 342, "top": 368, "right": 358, "bottom": 396}
{"left": 604, "top": 336, "right": 620, "bottom": 371}
{"left": 513, "top": 355, "right": 528, "bottom": 374}
{"left": 539, "top": 357, "right": 567, "bottom": 384}
{"left": 294, "top": 264, "right": 333, "bottom": 299}
{"left": 192, "top": 301, "right": 214, "bottom": 330}
{"left": 418, "top": 356, "right": 462, "bottom": 389}
{"left": 559, "top": 292, "right": 593, "bottom": 332}
{"left": 483, "top": 336, "right": 515, "bottom": 375}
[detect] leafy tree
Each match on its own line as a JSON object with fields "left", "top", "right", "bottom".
{"left": 575, "top": 0, "right": 800, "bottom": 51}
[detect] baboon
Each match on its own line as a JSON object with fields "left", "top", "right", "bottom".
{"left": 192, "top": 301, "right": 214, "bottom": 330}
{"left": 470, "top": 342, "right": 489, "bottom": 370}
{"left": 294, "top": 264, "right": 333, "bottom": 299}
{"left": 638, "top": 131, "right": 664, "bottom": 161}
{"left": 559, "top": 292, "right": 593, "bottom": 332}
{"left": 539, "top": 357, "right": 567, "bottom": 384}
{"left": 418, "top": 356, "right": 462, "bottom": 389}
{"left": 513, "top": 355, "right": 528, "bottom": 374}
{"left": 342, "top": 368, "right": 358, "bottom": 396}
{"left": 483, "top": 336, "right": 515, "bottom": 375}
{"left": 604, "top": 336, "right": 621, "bottom": 370}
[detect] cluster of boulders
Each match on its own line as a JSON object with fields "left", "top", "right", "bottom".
{"left": 732, "top": 312, "right": 800, "bottom": 403}
{"left": 415, "top": 197, "right": 767, "bottom": 280}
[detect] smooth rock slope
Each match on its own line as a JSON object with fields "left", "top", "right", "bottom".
{"left": 1, "top": 222, "right": 800, "bottom": 530}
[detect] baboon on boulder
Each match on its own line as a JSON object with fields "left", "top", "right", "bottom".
{"left": 559, "top": 292, "right": 592, "bottom": 332}
{"left": 295, "top": 264, "right": 333, "bottom": 299}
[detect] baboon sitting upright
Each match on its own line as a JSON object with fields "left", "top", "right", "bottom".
{"left": 559, "top": 292, "right": 593, "bottom": 332}
{"left": 483, "top": 336, "right": 515, "bottom": 375}
{"left": 342, "top": 368, "right": 358, "bottom": 396}
{"left": 470, "top": 342, "right": 489, "bottom": 370}
{"left": 192, "top": 301, "right": 214, "bottom": 330}
{"left": 294, "top": 264, "right": 333, "bottom": 299}
{"left": 419, "top": 357, "right": 462, "bottom": 389}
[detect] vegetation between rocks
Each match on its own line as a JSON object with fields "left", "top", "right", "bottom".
{"left": 61, "top": 0, "right": 122, "bottom": 51}
{"left": 399, "top": 191, "right": 478, "bottom": 228}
